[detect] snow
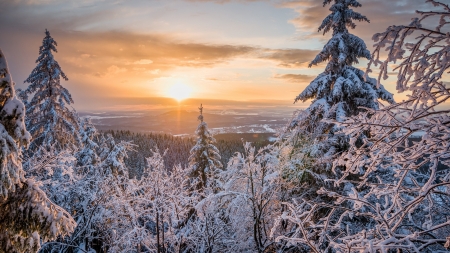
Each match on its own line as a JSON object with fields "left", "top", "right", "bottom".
{"left": 2, "top": 1, "right": 450, "bottom": 253}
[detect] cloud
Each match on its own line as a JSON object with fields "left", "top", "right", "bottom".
{"left": 274, "top": 73, "right": 314, "bottom": 82}
{"left": 133, "top": 59, "right": 154, "bottom": 65}
{"left": 185, "top": 0, "right": 269, "bottom": 3}
{"left": 26, "top": 30, "right": 258, "bottom": 77}
{"left": 105, "top": 65, "right": 127, "bottom": 76}
{"left": 2, "top": 0, "right": 423, "bottom": 110}
{"left": 204, "top": 73, "right": 241, "bottom": 82}
{"left": 281, "top": 0, "right": 435, "bottom": 46}
{"left": 260, "top": 48, "right": 318, "bottom": 68}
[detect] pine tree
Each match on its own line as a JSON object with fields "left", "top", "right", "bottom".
{"left": 20, "top": 29, "right": 80, "bottom": 154}
{"left": 188, "top": 104, "right": 222, "bottom": 193}
{"left": 292, "top": 0, "right": 394, "bottom": 162}
{"left": 0, "top": 49, "right": 75, "bottom": 253}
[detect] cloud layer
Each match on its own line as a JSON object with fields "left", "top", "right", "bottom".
{"left": 0, "top": 0, "right": 437, "bottom": 111}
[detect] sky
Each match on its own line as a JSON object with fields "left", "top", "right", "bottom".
{"left": 0, "top": 0, "right": 437, "bottom": 111}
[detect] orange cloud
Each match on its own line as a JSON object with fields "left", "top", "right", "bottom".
{"left": 260, "top": 48, "right": 318, "bottom": 68}
{"left": 273, "top": 73, "right": 314, "bottom": 82}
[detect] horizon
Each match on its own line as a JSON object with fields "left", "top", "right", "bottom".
{"left": 74, "top": 96, "right": 303, "bottom": 112}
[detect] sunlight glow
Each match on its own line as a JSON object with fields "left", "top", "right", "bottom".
{"left": 167, "top": 82, "right": 192, "bottom": 101}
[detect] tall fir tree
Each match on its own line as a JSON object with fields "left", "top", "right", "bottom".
{"left": 188, "top": 104, "right": 222, "bottom": 193}
{"left": 292, "top": 0, "right": 394, "bottom": 161}
{"left": 0, "top": 49, "right": 75, "bottom": 253}
{"left": 20, "top": 29, "right": 80, "bottom": 154}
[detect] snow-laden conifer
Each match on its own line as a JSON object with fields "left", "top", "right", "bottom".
{"left": 275, "top": 1, "right": 450, "bottom": 251}
{"left": 20, "top": 29, "right": 80, "bottom": 154}
{"left": 76, "top": 118, "right": 99, "bottom": 168}
{"left": 292, "top": 0, "right": 394, "bottom": 160}
{"left": 188, "top": 104, "right": 222, "bottom": 193}
{"left": 0, "top": 49, "right": 75, "bottom": 253}
{"left": 98, "top": 133, "right": 133, "bottom": 177}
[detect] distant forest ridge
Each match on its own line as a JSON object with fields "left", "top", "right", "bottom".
{"left": 105, "top": 130, "right": 273, "bottom": 179}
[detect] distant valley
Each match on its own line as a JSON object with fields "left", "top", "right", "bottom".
{"left": 80, "top": 108, "right": 291, "bottom": 138}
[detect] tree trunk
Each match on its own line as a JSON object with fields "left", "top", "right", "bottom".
{"left": 156, "top": 211, "right": 160, "bottom": 253}
{"left": 161, "top": 213, "right": 165, "bottom": 253}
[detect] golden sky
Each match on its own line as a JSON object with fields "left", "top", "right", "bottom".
{"left": 0, "top": 0, "right": 437, "bottom": 111}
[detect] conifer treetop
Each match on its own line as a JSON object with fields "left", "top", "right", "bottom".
{"left": 295, "top": 0, "right": 393, "bottom": 114}
{"left": 290, "top": 0, "right": 394, "bottom": 161}
{"left": 21, "top": 29, "right": 79, "bottom": 152}
{"left": 188, "top": 104, "right": 222, "bottom": 192}
{"left": 309, "top": 0, "right": 371, "bottom": 74}
{"left": 198, "top": 103, "right": 203, "bottom": 123}
{"left": 319, "top": 0, "right": 368, "bottom": 34}
{"left": 23, "top": 29, "right": 69, "bottom": 100}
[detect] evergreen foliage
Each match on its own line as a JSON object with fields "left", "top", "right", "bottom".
{"left": 76, "top": 118, "right": 100, "bottom": 168}
{"left": 20, "top": 29, "right": 80, "bottom": 154}
{"left": 275, "top": 1, "right": 450, "bottom": 251}
{"left": 107, "top": 130, "right": 269, "bottom": 179}
{"left": 0, "top": 49, "right": 75, "bottom": 253}
{"left": 292, "top": 0, "right": 394, "bottom": 162}
{"left": 188, "top": 104, "right": 222, "bottom": 192}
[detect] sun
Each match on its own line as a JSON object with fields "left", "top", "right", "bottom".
{"left": 167, "top": 82, "right": 192, "bottom": 101}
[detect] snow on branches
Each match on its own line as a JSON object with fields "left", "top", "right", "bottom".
{"left": 276, "top": 1, "right": 450, "bottom": 251}
{"left": 291, "top": 0, "right": 394, "bottom": 170}
{"left": 20, "top": 29, "right": 80, "bottom": 154}
{"left": 0, "top": 50, "right": 75, "bottom": 253}
{"left": 97, "top": 149, "right": 195, "bottom": 252}
{"left": 188, "top": 104, "right": 222, "bottom": 193}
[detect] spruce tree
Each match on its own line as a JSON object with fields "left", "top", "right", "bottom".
{"left": 292, "top": 0, "right": 394, "bottom": 162}
{"left": 188, "top": 104, "right": 222, "bottom": 193}
{"left": 0, "top": 49, "right": 75, "bottom": 253}
{"left": 20, "top": 29, "right": 80, "bottom": 154}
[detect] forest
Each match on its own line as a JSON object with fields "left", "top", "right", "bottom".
{"left": 1, "top": 0, "right": 450, "bottom": 252}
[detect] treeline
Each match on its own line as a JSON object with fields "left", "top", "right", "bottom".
{"left": 106, "top": 130, "right": 271, "bottom": 178}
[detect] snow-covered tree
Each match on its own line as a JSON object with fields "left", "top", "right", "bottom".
{"left": 0, "top": 49, "right": 75, "bottom": 253}
{"left": 24, "top": 145, "right": 77, "bottom": 209}
{"left": 20, "top": 29, "right": 80, "bottom": 154}
{"left": 185, "top": 196, "right": 238, "bottom": 253}
{"left": 274, "top": 1, "right": 450, "bottom": 251}
{"left": 188, "top": 104, "right": 222, "bottom": 193}
{"left": 291, "top": 0, "right": 394, "bottom": 164}
{"left": 96, "top": 149, "right": 196, "bottom": 252}
{"left": 76, "top": 118, "right": 100, "bottom": 169}
{"left": 216, "top": 143, "right": 282, "bottom": 252}
{"left": 38, "top": 132, "right": 135, "bottom": 253}
{"left": 98, "top": 133, "right": 134, "bottom": 177}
